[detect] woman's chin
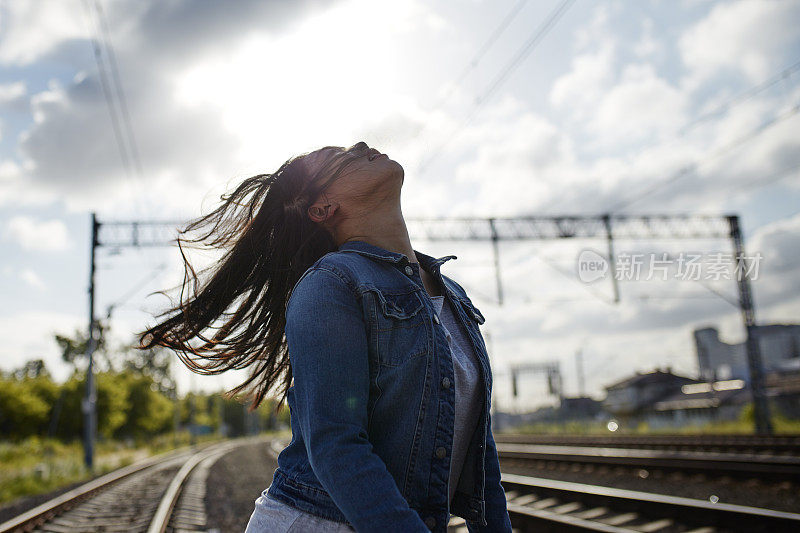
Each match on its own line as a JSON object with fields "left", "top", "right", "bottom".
{"left": 387, "top": 159, "right": 404, "bottom": 177}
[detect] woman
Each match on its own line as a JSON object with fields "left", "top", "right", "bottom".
{"left": 137, "top": 142, "right": 511, "bottom": 532}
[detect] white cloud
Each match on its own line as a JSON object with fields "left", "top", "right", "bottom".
{"left": 550, "top": 41, "right": 615, "bottom": 114}
{"left": 0, "top": 0, "right": 86, "bottom": 66}
{"left": 6, "top": 0, "right": 455, "bottom": 215}
{"left": 0, "top": 81, "right": 27, "bottom": 111}
{"left": 679, "top": 0, "right": 800, "bottom": 89}
{"left": 0, "top": 310, "right": 84, "bottom": 383}
{"left": 634, "top": 17, "right": 660, "bottom": 59}
{"left": 19, "top": 268, "right": 46, "bottom": 290}
{"left": 573, "top": 2, "right": 616, "bottom": 52}
{"left": 750, "top": 212, "right": 800, "bottom": 309}
{"left": 0, "top": 81, "right": 26, "bottom": 101}
{"left": 2, "top": 215, "right": 72, "bottom": 251}
{"left": 445, "top": 98, "right": 581, "bottom": 216}
{"left": 587, "top": 63, "right": 688, "bottom": 147}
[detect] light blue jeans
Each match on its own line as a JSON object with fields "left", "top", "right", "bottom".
{"left": 245, "top": 488, "right": 356, "bottom": 532}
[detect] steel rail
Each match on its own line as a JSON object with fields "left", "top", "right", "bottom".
{"left": 146, "top": 442, "right": 239, "bottom": 533}
{"left": 0, "top": 446, "right": 195, "bottom": 533}
{"left": 496, "top": 443, "right": 800, "bottom": 481}
{"left": 494, "top": 433, "right": 800, "bottom": 455}
{"left": 0, "top": 439, "right": 254, "bottom": 533}
{"left": 501, "top": 473, "right": 800, "bottom": 532}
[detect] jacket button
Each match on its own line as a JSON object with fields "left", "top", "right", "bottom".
{"left": 404, "top": 265, "right": 414, "bottom": 276}
{"left": 424, "top": 516, "right": 436, "bottom": 529}
{"left": 441, "top": 377, "right": 451, "bottom": 389}
{"left": 433, "top": 314, "right": 440, "bottom": 324}
{"left": 435, "top": 446, "right": 446, "bottom": 459}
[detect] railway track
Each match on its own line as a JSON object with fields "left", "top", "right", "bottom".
{"left": 446, "top": 473, "right": 800, "bottom": 532}
{"left": 495, "top": 442, "right": 800, "bottom": 481}
{"left": 0, "top": 438, "right": 259, "bottom": 533}
{"left": 493, "top": 434, "right": 800, "bottom": 456}
{"left": 267, "top": 437, "right": 800, "bottom": 531}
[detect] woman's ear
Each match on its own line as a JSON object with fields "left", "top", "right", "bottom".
{"left": 307, "top": 200, "right": 340, "bottom": 223}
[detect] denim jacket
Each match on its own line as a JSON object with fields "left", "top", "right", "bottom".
{"left": 267, "top": 239, "right": 512, "bottom": 533}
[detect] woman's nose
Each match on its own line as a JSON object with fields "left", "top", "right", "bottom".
{"left": 350, "top": 141, "right": 369, "bottom": 152}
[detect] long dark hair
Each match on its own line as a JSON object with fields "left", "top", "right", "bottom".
{"left": 137, "top": 142, "right": 370, "bottom": 412}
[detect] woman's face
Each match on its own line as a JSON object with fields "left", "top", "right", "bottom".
{"left": 303, "top": 141, "right": 404, "bottom": 205}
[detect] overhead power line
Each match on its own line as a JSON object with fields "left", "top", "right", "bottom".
{"left": 91, "top": 0, "right": 145, "bottom": 181}
{"left": 80, "top": 0, "right": 148, "bottom": 218}
{"left": 679, "top": 58, "right": 800, "bottom": 135}
{"left": 733, "top": 161, "right": 800, "bottom": 193}
{"left": 416, "top": 0, "right": 576, "bottom": 176}
{"left": 411, "top": 0, "right": 530, "bottom": 143}
{"left": 607, "top": 101, "right": 800, "bottom": 213}
{"left": 544, "top": 57, "right": 800, "bottom": 216}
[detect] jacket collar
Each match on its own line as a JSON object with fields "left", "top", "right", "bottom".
{"left": 338, "top": 239, "right": 457, "bottom": 273}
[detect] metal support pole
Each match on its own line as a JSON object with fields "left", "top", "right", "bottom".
{"left": 489, "top": 218, "right": 504, "bottom": 306}
{"left": 511, "top": 370, "right": 518, "bottom": 398}
{"left": 83, "top": 213, "right": 99, "bottom": 470}
{"left": 728, "top": 215, "right": 773, "bottom": 435}
{"left": 602, "top": 214, "right": 620, "bottom": 303}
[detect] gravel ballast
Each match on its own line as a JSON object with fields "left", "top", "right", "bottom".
{"left": 205, "top": 440, "right": 277, "bottom": 532}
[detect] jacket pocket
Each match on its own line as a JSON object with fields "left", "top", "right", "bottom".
{"left": 372, "top": 289, "right": 428, "bottom": 367}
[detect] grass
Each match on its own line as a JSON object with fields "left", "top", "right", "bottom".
{"left": 0, "top": 430, "right": 272, "bottom": 506}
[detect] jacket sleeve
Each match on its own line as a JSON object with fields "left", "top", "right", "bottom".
{"left": 285, "top": 267, "right": 429, "bottom": 533}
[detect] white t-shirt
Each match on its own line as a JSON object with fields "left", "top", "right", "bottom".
{"left": 429, "top": 295, "right": 484, "bottom": 506}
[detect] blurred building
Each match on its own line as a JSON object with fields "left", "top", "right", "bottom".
{"left": 695, "top": 325, "right": 800, "bottom": 381}
{"left": 766, "top": 369, "right": 800, "bottom": 419}
{"left": 601, "top": 368, "right": 754, "bottom": 429}
{"left": 603, "top": 368, "right": 697, "bottom": 418}
{"left": 650, "top": 379, "right": 749, "bottom": 428}
{"left": 492, "top": 396, "right": 606, "bottom": 432}
{"left": 558, "top": 396, "right": 605, "bottom": 421}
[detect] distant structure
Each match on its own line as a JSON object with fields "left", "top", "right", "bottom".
{"left": 493, "top": 396, "right": 605, "bottom": 432}
{"left": 603, "top": 368, "right": 697, "bottom": 419}
{"left": 652, "top": 379, "right": 749, "bottom": 427}
{"left": 492, "top": 325, "right": 800, "bottom": 432}
{"left": 601, "top": 368, "right": 751, "bottom": 429}
{"left": 695, "top": 325, "right": 800, "bottom": 381}
{"left": 558, "top": 396, "right": 605, "bottom": 421}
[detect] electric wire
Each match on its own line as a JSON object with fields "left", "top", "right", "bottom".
{"left": 79, "top": 0, "right": 149, "bottom": 219}
{"left": 542, "top": 58, "right": 800, "bottom": 215}
{"left": 416, "top": 0, "right": 576, "bottom": 176}
{"left": 606, "top": 100, "right": 800, "bottom": 213}
{"left": 411, "top": 0, "right": 530, "bottom": 142}
{"left": 679, "top": 59, "right": 800, "bottom": 135}
{"left": 92, "top": 0, "right": 146, "bottom": 184}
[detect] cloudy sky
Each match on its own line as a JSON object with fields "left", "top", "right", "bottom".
{"left": 1, "top": 0, "right": 799, "bottom": 410}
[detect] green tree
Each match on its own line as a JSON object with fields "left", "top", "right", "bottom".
{"left": 0, "top": 378, "right": 50, "bottom": 439}
{"left": 12, "top": 359, "right": 48, "bottom": 380}
{"left": 114, "top": 373, "right": 173, "bottom": 438}
{"left": 54, "top": 371, "right": 129, "bottom": 440}
{"left": 0, "top": 361, "right": 59, "bottom": 440}
{"left": 54, "top": 324, "right": 111, "bottom": 372}
{"left": 118, "top": 343, "right": 176, "bottom": 397}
